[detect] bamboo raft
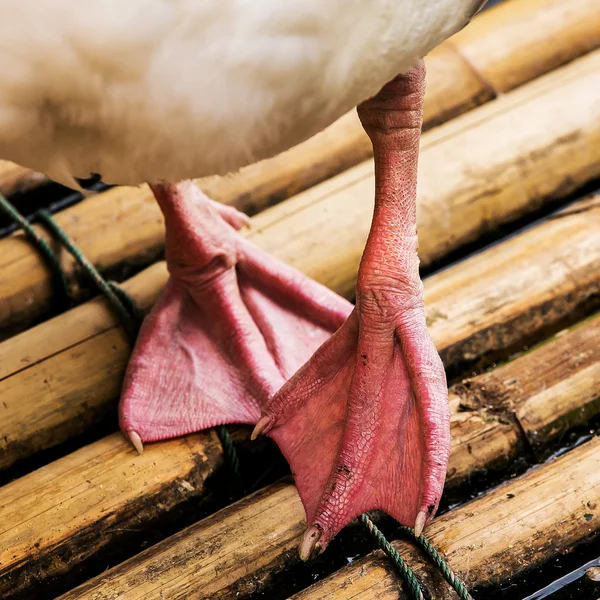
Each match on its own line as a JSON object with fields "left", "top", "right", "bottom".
{"left": 1, "top": 0, "right": 600, "bottom": 598}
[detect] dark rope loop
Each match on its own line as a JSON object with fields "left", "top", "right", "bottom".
{"left": 107, "top": 281, "right": 145, "bottom": 329}
{"left": 360, "top": 515, "right": 474, "bottom": 600}
{"left": 216, "top": 426, "right": 243, "bottom": 486}
{"left": 35, "top": 209, "right": 141, "bottom": 344}
{"left": 0, "top": 192, "right": 140, "bottom": 343}
{"left": 360, "top": 514, "right": 425, "bottom": 600}
{"left": 0, "top": 193, "right": 70, "bottom": 311}
{"left": 399, "top": 525, "right": 473, "bottom": 600}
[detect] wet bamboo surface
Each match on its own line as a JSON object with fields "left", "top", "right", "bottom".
{"left": 1, "top": 201, "right": 599, "bottom": 598}
{"left": 1, "top": 0, "right": 599, "bottom": 337}
{"left": 39, "top": 312, "right": 600, "bottom": 600}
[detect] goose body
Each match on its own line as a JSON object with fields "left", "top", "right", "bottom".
{"left": 1, "top": 0, "right": 488, "bottom": 559}
{"left": 1, "top": 0, "right": 481, "bottom": 187}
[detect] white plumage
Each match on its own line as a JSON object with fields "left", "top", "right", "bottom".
{"left": 0, "top": 0, "right": 482, "bottom": 188}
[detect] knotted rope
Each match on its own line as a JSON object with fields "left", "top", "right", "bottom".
{"left": 0, "top": 191, "right": 473, "bottom": 600}
{"left": 0, "top": 194, "right": 141, "bottom": 343}
{"left": 361, "top": 515, "right": 473, "bottom": 600}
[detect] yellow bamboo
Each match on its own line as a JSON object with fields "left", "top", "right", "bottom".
{"left": 450, "top": 0, "right": 600, "bottom": 94}
{"left": 55, "top": 415, "right": 600, "bottom": 599}
{"left": 1, "top": 214, "right": 599, "bottom": 598}
{"left": 0, "top": 432, "right": 222, "bottom": 600}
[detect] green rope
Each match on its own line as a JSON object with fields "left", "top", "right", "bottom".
{"left": 360, "top": 514, "right": 425, "bottom": 600}
{"left": 0, "top": 192, "right": 141, "bottom": 343}
{"left": 1, "top": 192, "right": 471, "bottom": 599}
{"left": 0, "top": 194, "right": 70, "bottom": 311}
{"left": 35, "top": 208, "right": 142, "bottom": 344}
{"left": 216, "top": 425, "right": 242, "bottom": 484}
{"left": 398, "top": 525, "right": 473, "bottom": 600}
{"left": 360, "top": 515, "right": 474, "bottom": 600}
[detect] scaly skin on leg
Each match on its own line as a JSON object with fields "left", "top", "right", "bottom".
{"left": 255, "top": 61, "right": 450, "bottom": 559}
{"left": 119, "top": 181, "right": 352, "bottom": 449}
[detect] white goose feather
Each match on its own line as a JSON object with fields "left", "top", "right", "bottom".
{"left": 0, "top": 0, "right": 484, "bottom": 188}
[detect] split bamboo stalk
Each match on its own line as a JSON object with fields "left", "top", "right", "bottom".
{"left": 0, "top": 161, "right": 48, "bottom": 197}
{"left": 1, "top": 219, "right": 599, "bottom": 599}
{"left": 1, "top": 0, "right": 599, "bottom": 337}
{"left": 56, "top": 386, "right": 600, "bottom": 600}
{"left": 1, "top": 191, "right": 598, "bottom": 473}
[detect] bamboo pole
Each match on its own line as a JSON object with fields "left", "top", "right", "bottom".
{"left": 55, "top": 400, "right": 600, "bottom": 600}
{"left": 1, "top": 0, "right": 599, "bottom": 337}
{"left": 449, "top": 0, "right": 600, "bottom": 95}
{"left": 0, "top": 432, "right": 223, "bottom": 600}
{"left": 1, "top": 190, "right": 598, "bottom": 473}
{"left": 447, "top": 311, "right": 600, "bottom": 487}
{"left": 424, "top": 197, "right": 600, "bottom": 373}
{"left": 289, "top": 437, "right": 600, "bottom": 600}
{"left": 0, "top": 161, "right": 47, "bottom": 197}
{"left": 1, "top": 233, "right": 599, "bottom": 599}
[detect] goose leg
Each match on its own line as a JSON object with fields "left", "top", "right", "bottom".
{"left": 119, "top": 181, "right": 351, "bottom": 449}
{"left": 255, "top": 61, "right": 450, "bottom": 558}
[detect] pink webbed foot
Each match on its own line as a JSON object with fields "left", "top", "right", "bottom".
{"left": 119, "top": 181, "right": 352, "bottom": 448}
{"left": 255, "top": 62, "right": 451, "bottom": 557}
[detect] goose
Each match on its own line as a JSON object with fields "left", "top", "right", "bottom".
{"left": 0, "top": 0, "right": 487, "bottom": 559}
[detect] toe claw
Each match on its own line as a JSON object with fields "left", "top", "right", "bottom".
{"left": 414, "top": 510, "right": 427, "bottom": 538}
{"left": 238, "top": 214, "right": 252, "bottom": 230}
{"left": 126, "top": 430, "right": 144, "bottom": 455}
{"left": 299, "top": 525, "right": 322, "bottom": 561}
{"left": 251, "top": 415, "right": 273, "bottom": 440}
{"left": 209, "top": 198, "right": 251, "bottom": 230}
